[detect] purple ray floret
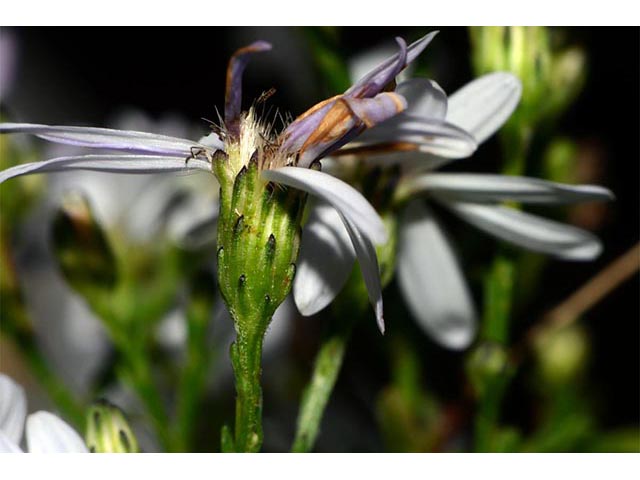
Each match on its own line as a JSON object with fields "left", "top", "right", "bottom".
{"left": 279, "top": 32, "right": 437, "bottom": 167}
{"left": 224, "top": 40, "right": 272, "bottom": 139}
{"left": 345, "top": 31, "right": 438, "bottom": 98}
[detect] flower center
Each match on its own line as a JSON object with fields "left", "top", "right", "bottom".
{"left": 221, "top": 108, "right": 296, "bottom": 180}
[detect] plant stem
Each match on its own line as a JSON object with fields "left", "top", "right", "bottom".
{"left": 173, "top": 290, "right": 214, "bottom": 451}
{"left": 473, "top": 112, "right": 527, "bottom": 452}
{"left": 230, "top": 325, "right": 265, "bottom": 453}
{"left": 480, "top": 252, "right": 517, "bottom": 344}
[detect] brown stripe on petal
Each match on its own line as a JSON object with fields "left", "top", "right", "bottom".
{"left": 332, "top": 141, "right": 419, "bottom": 157}
{"left": 387, "top": 92, "right": 407, "bottom": 113}
{"left": 298, "top": 97, "right": 364, "bottom": 164}
{"left": 292, "top": 95, "right": 342, "bottom": 123}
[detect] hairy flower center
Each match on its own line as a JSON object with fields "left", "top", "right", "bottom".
{"left": 222, "top": 108, "right": 295, "bottom": 179}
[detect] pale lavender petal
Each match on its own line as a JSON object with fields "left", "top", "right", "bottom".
{"left": 397, "top": 78, "right": 447, "bottom": 120}
{"left": 294, "top": 202, "right": 355, "bottom": 316}
{"left": 261, "top": 167, "right": 387, "bottom": 245}
{"left": 446, "top": 72, "right": 522, "bottom": 144}
{"left": 0, "top": 431, "right": 23, "bottom": 453}
{"left": 283, "top": 92, "right": 406, "bottom": 167}
{"left": 339, "top": 213, "right": 385, "bottom": 333}
{"left": 0, "top": 123, "right": 210, "bottom": 156}
{"left": 402, "top": 173, "right": 614, "bottom": 204}
{"left": 397, "top": 201, "right": 476, "bottom": 349}
{"left": 338, "top": 114, "right": 477, "bottom": 161}
{"left": 296, "top": 92, "right": 407, "bottom": 167}
{"left": 0, "top": 154, "right": 211, "bottom": 184}
{"left": 26, "top": 411, "right": 88, "bottom": 453}
{"left": 224, "top": 41, "right": 272, "bottom": 138}
{"left": 442, "top": 201, "right": 603, "bottom": 260}
{"left": 0, "top": 374, "right": 27, "bottom": 445}
{"left": 346, "top": 32, "right": 438, "bottom": 98}
{"left": 280, "top": 96, "right": 340, "bottom": 155}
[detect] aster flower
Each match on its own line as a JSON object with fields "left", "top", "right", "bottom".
{"left": 0, "top": 374, "right": 87, "bottom": 452}
{"left": 0, "top": 34, "right": 441, "bottom": 331}
{"left": 294, "top": 71, "right": 613, "bottom": 349}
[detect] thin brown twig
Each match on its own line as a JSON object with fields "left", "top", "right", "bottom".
{"left": 526, "top": 241, "right": 640, "bottom": 347}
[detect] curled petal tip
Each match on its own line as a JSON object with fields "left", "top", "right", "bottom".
{"left": 377, "top": 314, "right": 386, "bottom": 335}
{"left": 225, "top": 41, "right": 272, "bottom": 137}
{"left": 247, "top": 40, "right": 272, "bottom": 52}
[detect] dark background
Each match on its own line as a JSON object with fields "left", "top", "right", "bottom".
{"left": 3, "top": 27, "right": 638, "bottom": 450}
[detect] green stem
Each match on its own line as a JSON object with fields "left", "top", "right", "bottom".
{"left": 173, "top": 292, "right": 214, "bottom": 451}
{"left": 480, "top": 252, "right": 517, "bottom": 344}
{"left": 230, "top": 326, "right": 265, "bottom": 453}
{"left": 91, "top": 287, "right": 172, "bottom": 451}
{"left": 473, "top": 114, "right": 528, "bottom": 452}
{"left": 119, "top": 339, "right": 171, "bottom": 448}
{"left": 291, "top": 314, "right": 356, "bottom": 453}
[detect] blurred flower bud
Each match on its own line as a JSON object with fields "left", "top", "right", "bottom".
{"left": 470, "top": 27, "right": 586, "bottom": 128}
{"left": 85, "top": 400, "right": 139, "bottom": 453}
{"left": 548, "top": 47, "right": 587, "bottom": 118}
{"left": 52, "top": 191, "right": 117, "bottom": 295}
{"left": 534, "top": 325, "right": 589, "bottom": 386}
{"left": 543, "top": 137, "right": 579, "bottom": 184}
{"left": 466, "top": 341, "right": 511, "bottom": 398}
{"left": 470, "top": 27, "right": 551, "bottom": 122}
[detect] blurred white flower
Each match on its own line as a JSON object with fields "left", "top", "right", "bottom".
{"left": 0, "top": 374, "right": 87, "bottom": 453}
{"left": 15, "top": 109, "right": 219, "bottom": 394}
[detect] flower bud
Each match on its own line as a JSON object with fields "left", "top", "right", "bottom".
{"left": 470, "top": 27, "right": 586, "bottom": 127}
{"left": 466, "top": 341, "right": 512, "bottom": 398}
{"left": 85, "top": 400, "right": 139, "bottom": 453}
{"left": 534, "top": 325, "right": 589, "bottom": 386}
{"left": 470, "top": 26, "right": 552, "bottom": 124}
{"left": 52, "top": 192, "right": 117, "bottom": 295}
{"left": 548, "top": 47, "right": 587, "bottom": 118}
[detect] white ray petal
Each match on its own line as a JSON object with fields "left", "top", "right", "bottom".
{"left": 0, "top": 430, "right": 23, "bottom": 453}
{"left": 351, "top": 114, "right": 477, "bottom": 160}
{"left": 397, "top": 78, "right": 448, "bottom": 120}
{"left": 0, "top": 123, "right": 217, "bottom": 155}
{"left": 197, "top": 132, "right": 224, "bottom": 150}
{"left": 294, "top": 202, "right": 356, "bottom": 316}
{"left": 401, "top": 173, "right": 614, "bottom": 204}
{"left": 0, "top": 374, "right": 27, "bottom": 445}
{"left": 26, "top": 411, "right": 88, "bottom": 453}
{"left": 261, "top": 167, "right": 387, "bottom": 245}
{"left": 0, "top": 154, "right": 211, "bottom": 184}
{"left": 339, "top": 213, "right": 385, "bottom": 333}
{"left": 446, "top": 72, "right": 522, "bottom": 144}
{"left": 397, "top": 201, "right": 476, "bottom": 349}
{"left": 443, "top": 201, "right": 603, "bottom": 260}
